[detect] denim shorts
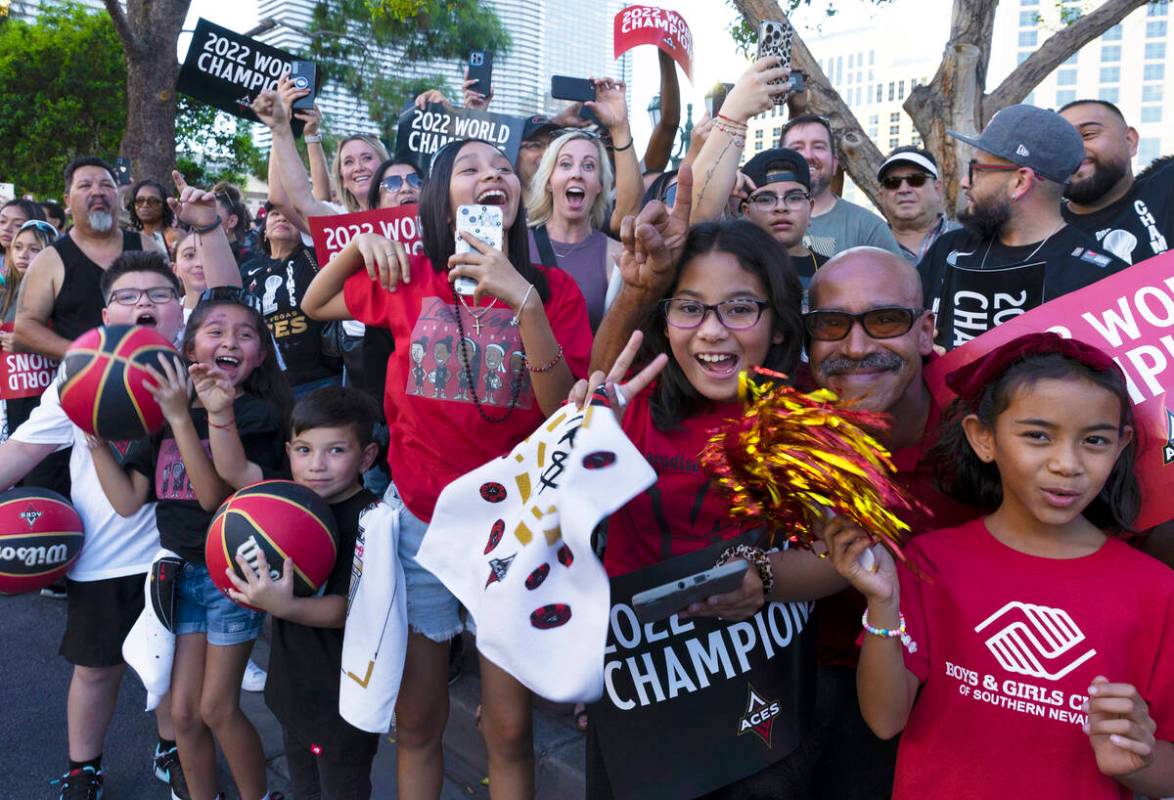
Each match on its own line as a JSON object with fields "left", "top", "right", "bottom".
{"left": 386, "top": 484, "right": 464, "bottom": 643}
{"left": 174, "top": 562, "right": 265, "bottom": 646}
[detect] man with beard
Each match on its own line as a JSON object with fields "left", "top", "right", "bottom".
{"left": 917, "top": 104, "right": 1127, "bottom": 351}
{"left": 781, "top": 114, "right": 902, "bottom": 258}
{"left": 1060, "top": 99, "right": 1173, "bottom": 265}
{"left": 16, "top": 157, "right": 154, "bottom": 360}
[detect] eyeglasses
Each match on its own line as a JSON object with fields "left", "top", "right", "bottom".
{"left": 661, "top": 298, "right": 770, "bottom": 330}
{"left": 198, "top": 286, "right": 263, "bottom": 314}
{"left": 134, "top": 196, "right": 163, "bottom": 207}
{"left": 967, "top": 159, "right": 1021, "bottom": 184}
{"left": 107, "top": 287, "right": 179, "bottom": 306}
{"left": 880, "top": 173, "right": 930, "bottom": 191}
{"left": 380, "top": 173, "right": 422, "bottom": 193}
{"left": 18, "top": 219, "right": 58, "bottom": 237}
{"left": 803, "top": 306, "right": 924, "bottom": 341}
{"left": 748, "top": 190, "right": 811, "bottom": 211}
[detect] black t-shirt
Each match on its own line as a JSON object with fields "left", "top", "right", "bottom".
{"left": 241, "top": 245, "right": 341, "bottom": 388}
{"left": 264, "top": 487, "right": 382, "bottom": 757}
{"left": 794, "top": 249, "right": 830, "bottom": 290}
{"left": 124, "top": 394, "right": 288, "bottom": 563}
{"left": 917, "top": 224, "right": 1128, "bottom": 350}
{"left": 1062, "top": 159, "right": 1173, "bottom": 265}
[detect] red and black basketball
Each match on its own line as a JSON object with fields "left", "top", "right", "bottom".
{"left": 0, "top": 488, "right": 84, "bottom": 594}
{"left": 59, "top": 324, "right": 178, "bottom": 440}
{"left": 205, "top": 480, "right": 339, "bottom": 606}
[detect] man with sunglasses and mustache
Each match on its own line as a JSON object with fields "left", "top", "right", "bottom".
{"left": 917, "top": 104, "right": 1127, "bottom": 351}
{"left": 876, "top": 147, "right": 958, "bottom": 263}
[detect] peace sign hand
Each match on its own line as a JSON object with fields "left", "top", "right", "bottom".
{"left": 567, "top": 330, "right": 668, "bottom": 419}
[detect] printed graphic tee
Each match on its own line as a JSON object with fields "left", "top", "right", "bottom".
{"left": 893, "top": 518, "right": 1174, "bottom": 799}
{"left": 1063, "top": 158, "right": 1174, "bottom": 265}
{"left": 344, "top": 254, "right": 591, "bottom": 523}
{"left": 918, "top": 224, "right": 1128, "bottom": 350}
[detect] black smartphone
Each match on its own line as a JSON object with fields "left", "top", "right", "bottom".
{"left": 551, "top": 75, "right": 596, "bottom": 104}
{"left": 789, "top": 71, "right": 806, "bottom": 94}
{"left": 467, "top": 50, "right": 494, "bottom": 96}
{"left": 114, "top": 157, "right": 131, "bottom": 187}
{"left": 706, "top": 82, "right": 735, "bottom": 117}
{"left": 290, "top": 60, "right": 317, "bottom": 110}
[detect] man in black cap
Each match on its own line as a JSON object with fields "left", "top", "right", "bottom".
{"left": 918, "top": 104, "right": 1128, "bottom": 351}
{"left": 876, "top": 146, "right": 958, "bottom": 263}
{"left": 518, "top": 115, "right": 561, "bottom": 193}
{"left": 740, "top": 147, "right": 826, "bottom": 286}
{"left": 1060, "top": 99, "right": 1173, "bottom": 265}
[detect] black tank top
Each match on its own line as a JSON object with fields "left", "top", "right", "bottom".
{"left": 49, "top": 229, "right": 143, "bottom": 342}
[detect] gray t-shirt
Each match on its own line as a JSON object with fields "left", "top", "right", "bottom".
{"left": 805, "top": 198, "right": 902, "bottom": 258}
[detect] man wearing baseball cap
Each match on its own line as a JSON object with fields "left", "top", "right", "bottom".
{"left": 740, "top": 147, "right": 827, "bottom": 285}
{"left": 876, "top": 146, "right": 958, "bottom": 263}
{"left": 917, "top": 104, "right": 1128, "bottom": 351}
{"left": 517, "top": 115, "right": 561, "bottom": 192}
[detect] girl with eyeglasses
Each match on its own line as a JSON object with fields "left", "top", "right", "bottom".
{"left": 303, "top": 137, "right": 591, "bottom": 800}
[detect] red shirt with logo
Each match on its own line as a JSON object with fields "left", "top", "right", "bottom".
{"left": 343, "top": 255, "right": 591, "bottom": 522}
{"left": 603, "top": 386, "right": 750, "bottom": 576}
{"left": 892, "top": 518, "right": 1174, "bottom": 799}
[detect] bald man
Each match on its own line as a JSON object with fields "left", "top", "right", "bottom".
{"left": 804, "top": 248, "right": 976, "bottom": 798}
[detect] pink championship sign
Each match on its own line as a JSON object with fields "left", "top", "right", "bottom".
{"left": 614, "top": 6, "right": 693, "bottom": 80}
{"left": 925, "top": 251, "right": 1174, "bottom": 530}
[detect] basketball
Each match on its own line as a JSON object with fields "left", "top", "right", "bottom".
{"left": 59, "top": 324, "right": 178, "bottom": 441}
{"left": 205, "top": 480, "right": 339, "bottom": 605}
{"left": 0, "top": 488, "right": 84, "bottom": 594}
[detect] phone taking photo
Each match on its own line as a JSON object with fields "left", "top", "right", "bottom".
{"left": 631, "top": 561, "right": 750, "bottom": 624}
{"left": 453, "top": 204, "right": 503, "bottom": 296}
{"left": 290, "top": 60, "right": 317, "bottom": 111}
{"left": 467, "top": 50, "right": 494, "bottom": 97}
{"left": 551, "top": 75, "right": 596, "bottom": 104}
{"left": 756, "top": 19, "right": 795, "bottom": 104}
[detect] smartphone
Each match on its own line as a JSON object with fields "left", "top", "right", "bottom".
{"left": 789, "top": 71, "right": 806, "bottom": 94}
{"left": 706, "top": 82, "right": 735, "bottom": 118}
{"left": 467, "top": 50, "right": 494, "bottom": 97}
{"left": 632, "top": 561, "right": 750, "bottom": 624}
{"left": 290, "top": 60, "right": 317, "bottom": 110}
{"left": 551, "top": 75, "right": 596, "bottom": 104}
{"left": 756, "top": 19, "right": 795, "bottom": 104}
{"left": 114, "top": 157, "right": 132, "bottom": 187}
{"left": 453, "top": 204, "right": 503, "bottom": 296}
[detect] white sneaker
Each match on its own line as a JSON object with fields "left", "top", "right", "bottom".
{"left": 241, "top": 659, "right": 267, "bottom": 692}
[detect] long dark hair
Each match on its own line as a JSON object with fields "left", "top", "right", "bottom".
{"left": 639, "top": 220, "right": 804, "bottom": 430}
{"left": 181, "top": 293, "right": 293, "bottom": 435}
{"left": 125, "top": 178, "right": 175, "bottom": 230}
{"left": 366, "top": 158, "right": 421, "bottom": 210}
{"left": 420, "top": 139, "right": 549, "bottom": 301}
{"left": 929, "top": 353, "right": 1141, "bottom": 531}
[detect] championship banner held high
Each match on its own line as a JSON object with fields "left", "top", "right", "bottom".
{"left": 926, "top": 250, "right": 1174, "bottom": 530}
{"left": 395, "top": 103, "right": 526, "bottom": 175}
{"left": 308, "top": 205, "right": 424, "bottom": 267}
{"left": 614, "top": 6, "right": 694, "bottom": 79}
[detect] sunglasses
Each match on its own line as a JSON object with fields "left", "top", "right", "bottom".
{"left": 134, "top": 196, "right": 163, "bottom": 207}
{"left": 880, "top": 173, "right": 930, "bottom": 191}
{"left": 380, "top": 173, "right": 422, "bottom": 193}
{"left": 18, "top": 219, "right": 59, "bottom": 237}
{"left": 803, "top": 306, "right": 924, "bottom": 341}
{"left": 198, "top": 286, "right": 263, "bottom": 314}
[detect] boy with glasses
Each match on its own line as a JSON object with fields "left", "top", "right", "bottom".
{"left": 876, "top": 147, "right": 958, "bottom": 263}
{"left": 740, "top": 148, "right": 827, "bottom": 287}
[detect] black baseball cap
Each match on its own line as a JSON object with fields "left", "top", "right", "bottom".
{"left": 523, "top": 115, "right": 560, "bottom": 141}
{"left": 742, "top": 148, "right": 811, "bottom": 192}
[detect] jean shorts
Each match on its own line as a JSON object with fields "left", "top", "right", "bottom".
{"left": 386, "top": 484, "right": 464, "bottom": 643}
{"left": 174, "top": 562, "right": 265, "bottom": 646}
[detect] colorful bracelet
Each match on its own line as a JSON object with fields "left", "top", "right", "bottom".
{"left": 861, "top": 610, "right": 918, "bottom": 653}
{"left": 716, "top": 113, "right": 746, "bottom": 126}
{"left": 716, "top": 544, "right": 774, "bottom": 601}
{"left": 207, "top": 417, "right": 236, "bottom": 430}
{"left": 524, "top": 344, "right": 564, "bottom": 373}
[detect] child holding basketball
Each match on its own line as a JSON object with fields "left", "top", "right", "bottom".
{"left": 223, "top": 385, "right": 401, "bottom": 799}
{"left": 90, "top": 288, "right": 291, "bottom": 800}
{"left": 822, "top": 333, "right": 1174, "bottom": 799}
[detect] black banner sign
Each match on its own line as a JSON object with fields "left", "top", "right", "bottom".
{"left": 935, "top": 260, "right": 1047, "bottom": 349}
{"left": 177, "top": 18, "right": 305, "bottom": 135}
{"left": 588, "top": 536, "right": 815, "bottom": 800}
{"left": 394, "top": 103, "right": 526, "bottom": 175}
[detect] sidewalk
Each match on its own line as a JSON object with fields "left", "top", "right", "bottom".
{"left": 241, "top": 631, "right": 587, "bottom": 799}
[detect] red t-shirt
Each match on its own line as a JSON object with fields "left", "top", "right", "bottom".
{"left": 893, "top": 518, "right": 1174, "bottom": 800}
{"left": 343, "top": 254, "right": 591, "bottom": 522}
{"left": 603, "top": 386, "right": 750, "bottom": 576}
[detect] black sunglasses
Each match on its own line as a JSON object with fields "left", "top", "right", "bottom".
{"left": 381, "top": 173, "right": 422, "bottom": 193}
{"left": 880, "top": 173, "right": 930, "bottom": 191}
{"left": 804, "top": 306, "right": 925, "bottom": 341}
{"left": 198, "top": 286, "right": 263, "bottom": 314}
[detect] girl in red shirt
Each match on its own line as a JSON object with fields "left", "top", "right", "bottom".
{"left": 823, "top": 333, "right": 1174, "bottom": 800}
{"left": 303, "top": 139, "right": 590, "bottom": 800}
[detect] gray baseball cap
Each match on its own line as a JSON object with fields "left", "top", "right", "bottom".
{"left": 948, "top": 104, "right": 1083, "bottom": 184}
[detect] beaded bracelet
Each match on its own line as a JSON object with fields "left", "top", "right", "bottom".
{"left": 524, "top": 344, "right": 564, "bottom": 373}
{"left": 861, "top": 610, "right": 918, "bottom": 653}
{"left": 716, "top": 544, "right": 774, "bottom": 601}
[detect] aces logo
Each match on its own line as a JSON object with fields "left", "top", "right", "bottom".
{"left": 1164, "top": 410, "right": 1174, "bottom": 465}
{"left": 737, "top": 685, "right": 782, "bottom": 748}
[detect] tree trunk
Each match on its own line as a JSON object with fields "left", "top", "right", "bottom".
{"left": 105, "top": 0, "right": 192, "bottom": 183}
{"left": 732, "top": 0, "right": 1149, "bottom": 214}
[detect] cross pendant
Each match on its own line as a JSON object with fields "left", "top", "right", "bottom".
{"left": 473, "top": 316, "right": 482, "bottom": 335}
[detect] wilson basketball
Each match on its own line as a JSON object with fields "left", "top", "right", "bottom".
{"left": 59, "top": 324, "right": 178, "bottom": 441}
{"left": 0, "top": 488, "right": 84, "bottom": 594}
{"left": 205, "top": 480, "right": 339, "bottom": 605}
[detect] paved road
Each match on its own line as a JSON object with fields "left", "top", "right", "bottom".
{"left": 0, "top": 590, "right": 483, "bottom": 799}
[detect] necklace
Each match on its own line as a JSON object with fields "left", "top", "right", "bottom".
{"left": 453, "top": 301, "right": 524, "bottom": 424}
{"left": 548, "top": 229, "right": 594, "bottom": 259}
{"left": 457, "top": 294, "right": 498, "bottom": 335}
{"left": 979, "top": 223, "right": 1064, "bottom": 270}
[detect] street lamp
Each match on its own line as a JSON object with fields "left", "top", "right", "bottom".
{"left": 647, "top": 94, "right": 661, "bottom": 128}
{"left": 671, "top": 103, "right": 693, "bottom": 169}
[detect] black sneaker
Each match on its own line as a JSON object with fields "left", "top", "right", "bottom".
{"left": 51, "top": 766, "right": 104, "bottom": 800}
{"left": 168, "top": 754, "right": 192, "bottom": 800}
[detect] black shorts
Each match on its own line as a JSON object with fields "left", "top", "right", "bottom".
{"left": 59, "top": 574, "right": 147, "bottom": 668}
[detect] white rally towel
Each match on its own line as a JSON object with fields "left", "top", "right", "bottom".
{"left": 419, "top": 396, "right": 655, "bottom": 703}
{"left": 339, "top": 498, "right": 408, "bottom": 732}
{"left": 122, "top": 548, "right": 181, "bottom": 711}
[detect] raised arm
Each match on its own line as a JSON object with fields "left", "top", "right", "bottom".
{"left": 294, "top": 105, "right": 332, "bottom": 203}
{"left": 253, "top": 81, "right": 337, "bottom": 228}
{"left": 170, "top": 171, "right": 240, "bottom": 290}
{"left": 642, "top": 49, "right": 681, "bottom": 173}
{"left": 13, "top": 247, "right": 70, "bottom": 359}
{"left": 587, "top": 78, "right": 641, "bottom": 237}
